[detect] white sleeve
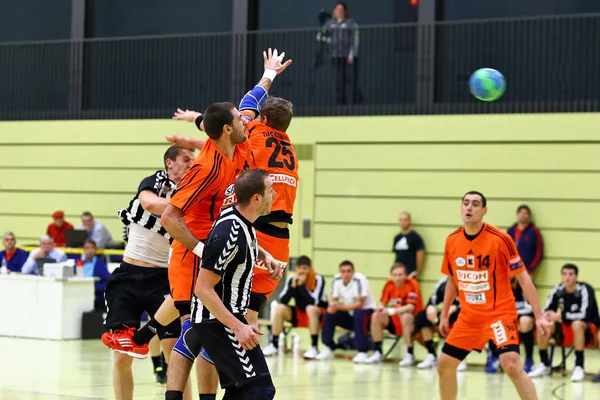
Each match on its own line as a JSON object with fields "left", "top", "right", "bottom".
{"left": 357, "top": 274, "right": 369, "bottom": 298}
{"left": 331, "top": 279, "right": 340, "bottom": 298}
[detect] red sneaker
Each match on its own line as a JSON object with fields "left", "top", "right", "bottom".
{"left": 101, "top": 327, "right": 149, "bottom": 359}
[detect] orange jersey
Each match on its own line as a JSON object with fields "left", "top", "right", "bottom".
{"left": 246, "top": 119, "right": 299, "bottom": 222}
{"left": 441, "top": 223, "right": 525, "bottom": 320}
{"left": 380, "top": 277, "right": 424, "bottom": 314}
{"left": 169, "top": 139, "right": 255, "bottom": 241}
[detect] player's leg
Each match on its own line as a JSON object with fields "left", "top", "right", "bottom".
{"left": 129, "top": 296, "right": 180, "bottom": 348}
{"left": 304, "top": 305, "right": 323, "bottom": 358}
{"left": 263, "top": 302, "right": 292, "bottom": 356}
{"left": 570, "top": 320, "right": 588, "bottom": 381}
{"left": 166, "top": 320, "right": 202, "bottom": 398}
{"left": 414, "top": 309, "right": 437, "bottom": 368}
{"left": 398, "top": 312, "right": 416, "bottom": 366}
{"left": 498, "top": 348, "right": 538, "bottom": 400}
{"left": 364, "top": 309, "right": 389, "bottom": 363}
{"left": 352, "top": 309, "right": 373, "bottom": 363}
{"left": 316, "top": 311, "right": 353, "bottom": 360}
{"left": 196, "top": 350, "right": 219, "bottom": 400}
{"left": 518, "top": 315, "right": 535, "bottom": 373}
{"left": 149, "top": 335, "right": 166, "bottom": 384}
{"left": 485, "top": 340, "right": 500, "bottom": 373}
{"left": 528, "top": 321, "right": 557, "bottom": 377}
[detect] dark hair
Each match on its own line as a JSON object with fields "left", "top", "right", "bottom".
{"left": 517, "top": 204, "right": 531, "bottom": 214}
{"left": 203, "top": 102, "right": 236, "bottom": 140}
{"left": 164, "top": 146, "right": 191, "bottom": 170}
{"left": 391, "top": 262, "right": 406, "bottom": 273}
{"left": 339, "top": 260, "right": 354, "bottom": 270}
{"left": 234, "top": 169, "right": 270, "bottom": 206}
{"left": 260, "top": 97, "right": 293, "bottom": 132}
{"left": 296, "top": 255, "right": 312, "bottom": 268}
{"left": 84, "top": 239, "right": 97, "bottom": 248}
{"left": 561, "top": 263, "right": 578, "bottom": 276}
{"left": 334, "top": 2, "right": 348, "bottom": 12}
{"left": 462, "top": 191, "right": 487, "bottom": 207}
{"left": 81, "top": 211, "right": 94, "bottom": 220}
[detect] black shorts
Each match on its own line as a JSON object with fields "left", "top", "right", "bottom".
{"left": 413, "top": 308, "right": 460, "bottom": 335}
{"left": 104, "top": 262, "right": 180, "bottom": 340}
{"left": 194, "top": 315, "right": 271, "bottom": 389}
{"left": 248, "top": 292, "right": 267, "bottom": 313}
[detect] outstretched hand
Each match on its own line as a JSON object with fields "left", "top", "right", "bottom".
{"left": 263, "top": 48, "right": 293, "bottom": 75}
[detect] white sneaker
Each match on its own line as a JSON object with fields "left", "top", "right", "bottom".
{"left": 417, "top": 354, "right": 437, "bottom": 369}
{"left": 399, "top": 353, "right": 415, "bottom": 367}
{"left": 303, "top": 346, "right": 318, "bottom": 360}
{"left": 352, "top": 352, "right": 369, "bottom": 363}
{"left": 364, "top": 351, "right": 384, "bottom": 364}
{"left": 315, "top": 347, "right": 334, "bottom": 361}
{"left": 457, "top": 359, "right": 467, "bottom": 372}
{"left": 528, "top": 363, "right": 551, "bottom": 378}
{"left": 571, "top": 366, "right": 585, "bottom": 382}
{"left": 262, "top": 343, "right": 278, "bottom": 357}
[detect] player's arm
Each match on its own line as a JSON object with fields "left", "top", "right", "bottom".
{"left": 337, "top": 296, "right": 366, "bottom": 312}
{"left": 390, "top": 303, "right": 415, "bottom": 316}
{"left": 139, "top": 190, "right": 169, "bottom": 215}
{"left": 161, "top": 204, "right": 203, "bottom": 254}
{"left": 257, "top": 245, "right": 283, "bottom": 279}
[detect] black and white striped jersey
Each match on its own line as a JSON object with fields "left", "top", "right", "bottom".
{"left": 512, "top": 282, "right": 533, "bottom": 316}
{"left": 427, "top": 277, "right": 460, "bottom": 308}
{"left": 119, "top": 170, "right": 176, "bottom": 243}
{"left": 544, "top": 281, "right": 600, "bottom": 324}
{"left": 192, "top": 206, "right": 258, "bottom": 323}
{"left": 278, "top": 273, "right": 328, "bottom": 311}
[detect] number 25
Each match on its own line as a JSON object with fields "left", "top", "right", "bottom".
{"left": 266, "top": 138, "right": 295, "bottom": 170}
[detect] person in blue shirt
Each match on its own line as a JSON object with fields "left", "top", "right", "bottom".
{"left": 0, "top": 232, "right": 28, "bottom": 273}
{"left": 507, "top": 205, "right": 544, "bottom": 275}
{"left": 77, "top": 239, "right": 111, "bottom": 310}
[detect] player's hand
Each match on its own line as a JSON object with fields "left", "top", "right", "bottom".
{"left": 439, "top": 315, "right": 451, "bottom": 338}
{"left": 165, "top": 134, "right": 204, "bottom": 150}
{"left": 173, "top": 108, "right": 201, "bottom": 122}
{"left": 536, "top": 317, "right": 552, "bottom": 338}
{"left": 234, "top": 324, "right": 264, "bottom": 351}
{"left": 347, "top": 55, "right": 354, "bottom": 64}
{"left": 327, "top": 303, "right": 339, "bottom": 314}
{"left": 426, "top": 305, "right": 438, "bottom": 323}
{"left": 263, "top": 253, "right": 284, "bottom": 280}
{"left": 263, "top": 48, "right": 293, "bottom": 75}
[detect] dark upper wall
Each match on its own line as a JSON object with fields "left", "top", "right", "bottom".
{"left": 0, "top": 0, "right": 71, "bottom": 42}
{"left": 443, "top": 0, "right": 600, "bottom": 20}
{"left": 87, "top": 0, "right": 233, "bottom": 38}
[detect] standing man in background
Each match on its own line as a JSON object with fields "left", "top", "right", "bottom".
{"left": 392, "top": 211, "right": 425, "bottom": 278}
{"left": 507, "top": 205, "right": 543, "bottom": 275}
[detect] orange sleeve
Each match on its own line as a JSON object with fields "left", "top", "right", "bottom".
{"left": 441, "top": 238, "right": 453, "bottom": 276}
{"left": 380, "top": 285, "right": 391, "bottom": 304}
{"left": 501, "top": 233, "right": 526, "bottom": 276}
{"left": 241, "top": 110, "right": 256, "bottom": 124}
{"left": 404, "top": 280, "right": 420, "bottom": 306}
{"left": 169, "top": 163, "right": 219, "bottom": 212}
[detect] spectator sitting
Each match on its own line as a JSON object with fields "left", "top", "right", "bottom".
{"left": 76, "top": 239, "right": 111, "bottom": 310}
{"left": 507, "top": 204, "right": 543, "bottom": 275}
{"left": 263, "top": 255, "right": 328, "bottom": 359}
{"left": 315, "top": 260, "right": 376, "bottom": 362}
{"left": 78, "top": 211, "right": 116, "bottom": 249}
{"left": 364, "top": 263, "right": 424, "bottom": 365}
{"left": 0, "top": 232, "right": 29, "bottom": 273}
{"left": 46, "top": 210, "right": 74, "bottom": 247}
{"left": 22, "top": 235, "right": 68, "bottom": 275}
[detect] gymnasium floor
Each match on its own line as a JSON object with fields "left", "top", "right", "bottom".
{"left": 0, "top": 337, "right": 599, "bottom": 400}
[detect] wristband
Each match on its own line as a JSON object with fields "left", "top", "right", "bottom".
{"left": 194, "top": 114, "right": 204, "bottom": 131}
{"left": 262, "top": 69, "right": 277, "bottom": 82}
{"left": 192, "top": 241, "right": 204, "bottom": 258}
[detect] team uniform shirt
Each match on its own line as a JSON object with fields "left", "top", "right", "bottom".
{"left": 512, "top": 282, "right": 533, "bottom": 316}
{"left": 428, "top": 276, "right": 460, "bottom": 308}
{"left": 278, "top": 274, "right": 327, "bottom": 311}
{"left": 119, "top": 170, "right": 176, "bottom": 268}
{"left": 380, "top": 276, "right": 424, "bottom": 315}
{"left": 544, "top": 281, "right": 600, "bottom": 324}
{"left": 331, "top": 272, "right": 377, "bottom": 314}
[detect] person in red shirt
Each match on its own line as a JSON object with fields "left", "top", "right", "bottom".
{"left": 363, "top": 262, "right": 424, "bottom": 365}
{"left": 46, "top": 211, "right": 74, "bottom": 247}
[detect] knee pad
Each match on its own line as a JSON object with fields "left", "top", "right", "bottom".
{"left": 199, "top": 346, "right": 214, "bottom": 365}
{"left": 173, "top": 318, "right": 200, "bottom": 362}
{"left": 243, "top": 377, "right": 276, "bottom": 400}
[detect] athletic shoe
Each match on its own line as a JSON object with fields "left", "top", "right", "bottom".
{"left": 591, "top": 372, "right": 600, "bottom": 382}
{"left": 417, "top": 354, "right": 437, "bottom": 369}
{"left": 315, "top": 347, "right": 334, "bottom": 360}
{"left": 303, "top": 346, "right": 318, "bottom": 360}
{"left": 262, "top": 343, "right": 278, "bottom": 357}
{"left": 154, "top": 366, "right": 167, "bottom": 384}
{"left": 398, "top": 353, "right": 415, "bottom": 367}
{"left": 571, "top": 366, "right": 585, "bottom": 382}
{"left": 364, "top": 351, "right": 384, "bottom": 364}
{"left": 101, "top": 326, "right": 149, "bottom": 359}
{"left": 523, "top": 357, "right": 534, "bottom": 374}
{"left": 485, "top": 355, "right": 500, "bottom": 373}
{"left": 528, "top": 363, "right": 551, "bottom": 378}
{"left": 457, "top": 359, "right": 467, "bottom": 372}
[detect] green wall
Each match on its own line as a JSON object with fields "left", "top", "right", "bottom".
{"left": 1, "top": 113, "right": 599, "bottom": 303}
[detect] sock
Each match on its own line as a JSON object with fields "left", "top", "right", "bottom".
{"left": 272, "top": 336, "right": 279, "bottom": 349}
{"left": 488, "top": 341, "right": 499, "bottom": 358}
{"left": 575, "top": 350, "right": 584, "bottom": 368}
{"left": 132, "top": 318, "right": 164, "bottom": 346}
{"left": 165, "top": 391, "right": 183, "bottom": 400}
{"left": 311, "top": 334, "right": 319, "bottom": 348}
{"left": 539, "top": 349, "right": 549, "bottom": 367}
{"left": 374, "top": 341, "right": 383, "bottom": 353}
{"left": 199, "top": 395, "right": 216, "bottom": 400}
{"left": 425, "top": 340, "right": 437, "bottom": 356}
{"left": 522, "top": 330, "right": 534, "bottom": 359}
{"left": 407, "top": 346, "right": 414, "bottom": 355}
{"left": 151, "top": 355, "right": 162, "bottom": 371}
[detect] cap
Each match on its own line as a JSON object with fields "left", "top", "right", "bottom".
{"left": 52, "top": 210, "right": 65, "bottom": 219}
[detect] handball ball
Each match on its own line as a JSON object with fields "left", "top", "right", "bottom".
{"left": 469, "top": 68, "right": 506, "bottom": 101}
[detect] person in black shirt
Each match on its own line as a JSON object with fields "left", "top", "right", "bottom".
{"left": 512, "top": 278, "right": 536, "bottom": 373}
{"left": 392, "top": 212, "right": 425, "bottom": 277}
{"left": 529, "top": 264, "right": 600, "bottom": 382}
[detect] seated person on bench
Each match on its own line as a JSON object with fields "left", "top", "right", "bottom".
{"left": 363, "top": 263, "right": 424, "bottom": 366}
{"left": 413, "top": 276, "right": 462, "bottom": 370}
{"left": 263, "top": 255, "right": 328, "bottom": 359}
{"left": 529, "top": 264, "right": 600, "bottom": 382}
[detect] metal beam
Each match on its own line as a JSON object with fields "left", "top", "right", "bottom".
{"left": 231, "top": 0, "right": 250, "bottom": 101}
{"left": 415, "top": 0, "right": 436, "bottom": 110}
{"left": 68, "top": 0, "right": 86, "bottom": 114}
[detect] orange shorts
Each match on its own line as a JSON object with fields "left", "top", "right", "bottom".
{"left": 555, "top": 322, "right": 598, "bottom": 348}
{"left": 168, "top": 242, "right": 201, "bottom": 308}
{"left": 292, "top": 306, "right": 326, "bottom": 328}
{"left": 445, "top": 315, "right": 520, "bottom": 352}
{"left": 252, "top": 230, "right": 289, "bottom": 299}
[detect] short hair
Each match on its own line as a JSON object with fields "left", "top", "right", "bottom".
{"left": 40, "top": 234, "right": 53, "bottom": 243}
{"left": 561, "top": 263, "right": 578, "bottom": 276}
{"left": 81, "top": 211, "right": 94, "bottom": 220}
{"left": 462, "top": 191, "right": 487, "bottom": 207}
{"left": 203, "top": 102, "right": 236, "bottom": 140}
{"left": 400, "top": 211, "right": 411, "bottom": 220}
{"left": 391, "top": 262, "right": 406, "bottom": 273}
{"left": 3, "top": 232, "right": 15, "bottom": 240}
{"left": 84, "top": 239, "right": 97, "bottom": 248}
{"left": 164, "top": 146, "right": 191, "bottom": 170}
{"left": 296, "top": 255, "right": 312, "bottom": 268}
{"left": 260, "top": 97, "right": 293, "bottom": 132}
{"left": 517, "top": 204, "right": 531, "bottom": 214}
{"left": 234, "top": 169, "right": 270, "bottom": 206}
{"left": 339, "top": 260, "right": 354, "bottom": 270}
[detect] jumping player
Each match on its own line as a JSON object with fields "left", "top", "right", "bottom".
{"left": 437, "top": 191, "right": 551, "bottom": 400}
